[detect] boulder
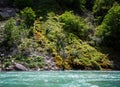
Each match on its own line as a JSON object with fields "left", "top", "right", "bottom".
{"left": 0, "top": 8, "right": 17, "bottom": 20}
{"left": 14, "top": 63, "right": 28, "bottom": 71}
{"left": 0, "top": 11, "right": 9, "bottom": 19}
{"left": 5, "top": 65, "right": 14, "bottom": 71}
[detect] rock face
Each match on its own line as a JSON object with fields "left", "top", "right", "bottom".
{"left": 14, "top": 63, "right": 28, "bottom": 71}
{"left": 43, "top": 56, "right": 59, "bottom": 70}
{"left": 0, "top": 8, "right": 18, "bottom": 20}
{"left": 5, "top": 65, "right": 14, "bottom": 71}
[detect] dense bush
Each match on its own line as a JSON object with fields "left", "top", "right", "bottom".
{"left": 96, "top": 3, "right": 120, "bottom": 50}
{"left": 32, "top": 14, "right": 111, "bottom": 70}
{"left": 64, "top": 33, "right": 110, "bottom": 70}
{"left": 0, "top": 0, "right": 115, "bottom": 70}
{"left": 60, "top": 11, "right": 91, "bottom": 40}
{"left": 3, "top": 18, "right": 30, "bottom": 47}
{"left": 16, "top": 37, "right": 45, "bottom": 69}
{"left": 4, "top": 18, "right": 20, "bottom": 47}
{"left": 20, "top": 7, "right": 36, "bottom": 27}
{"left": 93, "top": 0, "right": 115, "bottom": 24}
{"left": 15, "top": 54, "right": 45, "bottom": 69}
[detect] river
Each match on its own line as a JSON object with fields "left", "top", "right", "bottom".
{"left": 0, "top": 71, "right": 120, "bottom": 87}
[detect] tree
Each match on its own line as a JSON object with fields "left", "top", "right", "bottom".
{"left": 4, "top": 18, "right": 29, "bottom": 48}
{"left": 93, "top": 0, "right": 115, "bottom": 24}
{"left": 60, "top": 11, "right": 91, "bottom": 40}
{"left": 97, "top": 3, "right": 120, "bottom": 50}
{"left": 20, "top": 7, "right": 36, "bottom": 27}
{"left": 4, "top": 18, "right": 18, "bottom": 47}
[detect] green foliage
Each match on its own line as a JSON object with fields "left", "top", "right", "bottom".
{"left": 91, "top": 60, "right": 102, "bottom": 70}
{"left": 25, "top": 56, "right": 45, "bottom": 69}
{"left": 96, "top": 3, "right": 120, "bottom": 50}
{"left": 4, "top": 18, "right": 20, "bottom": 47}
{"left": 64, "top": 33, "right": 109, "bottom": 70}
{"left": 18, "top": 38, "right": 38, "bottom": 56}
{"left": 60, "top": 11, "right": 91, "bottom": 40}
{"left": 1, "top": 0, "right": 116, "bottom": 70}
{"left": 3, "top": 18, "right": 30, "bottom": 47}
{"left": 35, "top": 56, "right": 45, "bottom": 68}
{"left": 93, "top": 0, "right": 115, "bottom": 24}
{"left": 43, "top": 12, "right": 64, "bottom": 42}
{"left": 15, "top": 53, "right": 45, "bottom": 69}
{"left": 33, "top": 14, "right": 110, "bottom": 70}
{"left": 20, "top": 7, "right": 36, "bottom": 27}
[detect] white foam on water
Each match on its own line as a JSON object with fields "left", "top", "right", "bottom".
{"left": 91, "top": 85, "right": 99, "bottom": 87}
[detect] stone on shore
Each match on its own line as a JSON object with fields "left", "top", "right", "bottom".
{"left": 14, "top": 63, "right": 28, "bottom": 71}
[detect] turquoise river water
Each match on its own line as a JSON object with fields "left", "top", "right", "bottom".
{"left": 0, "top": 71, "right": 120, "bottom": 87}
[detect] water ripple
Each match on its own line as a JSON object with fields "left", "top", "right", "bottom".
{"left": 0, "top": 71, "right": 120, "bottom": 87}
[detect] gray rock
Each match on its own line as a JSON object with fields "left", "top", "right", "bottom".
{"left": 44, "top": 66, "right": 49, "bottom": 70}
{"left": 14, "top": 63, "right": 28, "bottom": 71}
{"left": 0, "top": 11, "right": 9, "bottom": 18}
{"left": 5, "top": 65, "right": 14, "bottom": 71}
{"left": 0, "top": 8, "right": 17, "bottom": 20}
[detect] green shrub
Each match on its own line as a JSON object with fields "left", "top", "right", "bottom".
{"left": 28, "top": 62, "right": 37, "bottom": 68}
{"left": 27, "top": 56, "right": 45, "bottom": 68}
{"left": 18, "top": 38, "right": 38, "bottom": 56}
{"left": 20, "top": 7, "right": 36, "bottom": 27}
{"left": 91, "top": 60, "right": 102, "bottom": 70}
{"left": 4, "top": 18, "right": 20, "bottom": 47}
{"left": 3, "top": 18, "right": 30, "bottom": 47}
{"left": 93, "top": 0, "right": 115, "bottom": 24}
{"left": 4, "top": 62, "right": 11, "bottom": 67}
{"left": 33, "top": 14, "right": 111, "bottom": 70}
{"left": 65, "top": 33, "right": 109, "bottom": 70}
{"left": 96, "top": 3, "right": 120, "bottom": 50}
{"left": 60, "top": 11, "right": 91, "bottom": 40}
{"left": 15, "top": 55, "right": 45, "bottom": 69}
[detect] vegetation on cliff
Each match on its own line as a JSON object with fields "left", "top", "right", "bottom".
{"left": 0, "top": 0, "right": 120, "bottom": 71}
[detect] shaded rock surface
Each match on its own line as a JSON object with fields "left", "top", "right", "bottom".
{"left": 0, "top": 8, "right": 18, "bottom": 20}
{"left": 44, "top": 56, "right": 59, "bottom": 70}
{"left": 5, "top": 65, "right": 14, "bottom": 71}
